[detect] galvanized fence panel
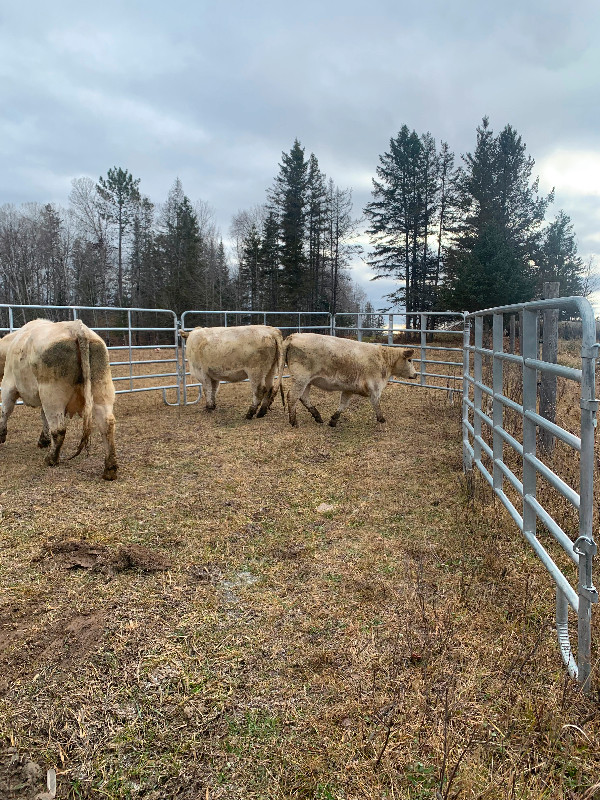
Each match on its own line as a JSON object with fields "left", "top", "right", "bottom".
{"left": 462, "top": 296, "right": 598, "bottom": 690}
{"left": 333, "top": 310, "right": 465, "bottom": 394}
{"left": 0, "top": 304, "right": 181, "bottom": 405}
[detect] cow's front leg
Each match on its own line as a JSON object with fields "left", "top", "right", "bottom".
{"left": 38, "top": 409, "right": 51, "bottom": 448}
{"left": 247, "top": 380, "right": 265, "bottom": 419}
{"left": 0, "top": 384, "right": 19, "bottom": 444}
{"left": 94, "top": 403, "right": 118, "bottom": 481}
{"left": 299, "top": 387, "right": 323, "bottom": 424}
{"left": 369, "top": 390, "right": 386, "bottom": 423}
{"left": 329, "top": 391, "right": 353, "bottom": 427}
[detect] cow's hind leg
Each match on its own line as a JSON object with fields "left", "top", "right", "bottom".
{"left": 287, "top": 379, "right": 310, "bottom": 427}
{"left": 0, "top": 383, "right": 19, "bottom": 444}
{"left": 38, "top": 409, "right": 51, "bottom": 448}
{"left": 329, "top": 391, "right": 353, "bottom": 427}
{"left": 257, "top": 361, "right": 278, "bottom": 417}
{"left": 203, "top": 377, "right": 219, "bottom": 411}
{"left": 38, "top": 385, "right": 69, "bottom": 466}
{"left": 94, "top": 403, "right": 118, "bottom": 481}
{"left": 299, "top": 386, "right": 323, "bottom": 424}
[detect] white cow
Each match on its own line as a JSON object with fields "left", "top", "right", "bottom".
{"left": 180, "top": 325, "right": 285, "bottom": 419}
{"left": 0, "top": 319, "right": 117, "bottom": 479}
{"left": 283, "top": 333, "right": 417, "bottom": 427}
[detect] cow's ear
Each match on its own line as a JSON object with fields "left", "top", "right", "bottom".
{"left": 402, "top": 348, "right": 414, "bottom": 359}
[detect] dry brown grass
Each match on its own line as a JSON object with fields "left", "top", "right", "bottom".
{"left": 0, "top": 371, "right": 599, "bottom": 799}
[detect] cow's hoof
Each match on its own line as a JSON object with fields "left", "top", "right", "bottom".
{"left": 328, "top": 419, "right": 338, "bottom": 428}
{"left": 0, "top": 433, "right": 6, "bottom": 445}
{"left": 256, "top": 407, "right": 268, "bottom": 418}
{"left": 313, "top": 414, "right": 324, "bottom": 424}
{"left": 102, "top": 466, "right": 118, "bottom": 481}
{"left": 377, "top": 417, "right": 386, "bottom": 424}
{"left": 205, "top": 405, "right": 216, "bottom": 413}
{"left": 38, "top": 435, "right": 51, "bottom": 449}
{"left": 290, "top": 420, "right": 298, "bottom": 428}
{"left": 44, "top": 455, "right": 59, "bottom": 467}
{"left": 245, "top": 410, "right": 256, "bottom": 420}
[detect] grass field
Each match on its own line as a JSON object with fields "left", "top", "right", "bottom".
{"left": 0, "top": 374, "right": 599, "bottom": 799}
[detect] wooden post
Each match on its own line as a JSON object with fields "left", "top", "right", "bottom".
{"left": 539, "top": 282, "right": 559, "bottom": 455}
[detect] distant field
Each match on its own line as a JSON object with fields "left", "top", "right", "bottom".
{"left": 0, "top": 373, "right": 599, "bottom": 799}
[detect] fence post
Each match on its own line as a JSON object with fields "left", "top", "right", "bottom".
{"left": 388, "top": 314, "right": 394, "bottom": 345}
{"left": 509, "top": 315, "right": 516, "bottom": 354}
{"left": 540, "top": 282, "right": 559, "bottom": 455}
{"left": 462, "top": 316, "right": 472, "bottom": 474}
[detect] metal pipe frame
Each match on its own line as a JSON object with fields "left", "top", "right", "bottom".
{"left": 463, "top": 297, "right": 598, "bottom": 691}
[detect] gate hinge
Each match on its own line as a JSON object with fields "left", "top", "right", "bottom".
{"left": 574, "top": 536, "right": 598, "bottom": 604}
{"left": 580, "top": 399, "right": 599, "bottom": 413}
{"left": 580, "top": 585, "right": 599, "bottom": 603}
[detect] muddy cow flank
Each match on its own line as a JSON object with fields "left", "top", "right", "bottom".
{"left": 180, "top": 325, "right": 285, "bottom": 419}
{"left": 283, "top": 332, "right": 417, "bottom": 427}
{"left": 0, "top": 319, "right": 117, "bottom": 480}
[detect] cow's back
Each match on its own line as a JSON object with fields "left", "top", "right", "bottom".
{"left": 187, "top": 325, "right": 279, "bottom": 376}
{"left": 286, "top": 333, "right": 385, "bottom": 381}
{"left": 5, "top": 319, "right": 111, "bottom": 394}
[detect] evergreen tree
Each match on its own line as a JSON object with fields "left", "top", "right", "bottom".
{"left": 238, "top": 224, "right": 262, "bottom": 310}
{"left": 364, "top": 126, "right": 454, "bottom": 319}
{"left": 155, "top": 179, "right": 203, "bottom": 314}
{"left": 306, "top": 154, "right": 327, "bottom": 309}
{"left": 443, "top": 118, "right": 553, "bottom": 311}
{"left": 537, "top": 210, "right": 585, "bottom": 298}
{"left": 269, "top": 140, "right": 309, "bottom": 310}
{"left": 97, "top": 167, "right": 141, "bottom": 306}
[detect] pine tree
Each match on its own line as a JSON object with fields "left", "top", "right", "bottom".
{"left": 364, "top": 126, "right": 454, "bottom": 319}
{"left": 97, "top": 167, "right": 141, "bottom": 306}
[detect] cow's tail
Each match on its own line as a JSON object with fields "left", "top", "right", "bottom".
{"left": 269, "top": 331, "right": 287, "bottom": 408}
{"left": 71, "top": 321, "right": 94, "bottom": 458}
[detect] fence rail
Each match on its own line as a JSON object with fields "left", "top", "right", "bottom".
{"left": 462, "top": 296, "right": 598, "bottom": 691}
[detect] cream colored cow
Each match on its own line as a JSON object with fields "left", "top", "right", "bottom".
{"left": 283, "top": 333, "right": 417, "bottom": 427}
{"left": 0, "top": 319, "right": 117, "bottom": 480}
{"left": 180, "top": 325, "right": 285, "bottom": 419}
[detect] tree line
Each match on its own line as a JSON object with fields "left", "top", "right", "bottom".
{"left": 365, "top": 118, "right": 590, "bottom": 319}
{"left": 0, "top": 144, "right": 367, "bottom": 318}
{"left": 0, "top": 120, "right": 590, "bottom": 320}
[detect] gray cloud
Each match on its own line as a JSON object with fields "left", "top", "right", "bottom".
{"left": 1, "top": 0, "right": 599, "bottom": 311}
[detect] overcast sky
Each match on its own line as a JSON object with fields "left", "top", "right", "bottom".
{"left": 1, "top": 0, "right": 599, "bottom": 312}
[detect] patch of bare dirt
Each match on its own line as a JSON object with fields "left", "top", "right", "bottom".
{"left": 38, "top": 539, "right": 172, "bottom": 574}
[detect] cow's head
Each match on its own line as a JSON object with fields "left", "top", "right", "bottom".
{"left": 391, "top": 348, "right": 417, "bottom": 380}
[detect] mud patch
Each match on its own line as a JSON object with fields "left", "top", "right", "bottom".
{"left": 39, "top": 539, "right": 172, "bottom": 575}
{"left": 0, "top": 747, "right": 49, "bottom": 800}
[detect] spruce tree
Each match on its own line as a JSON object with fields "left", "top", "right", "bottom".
{"left": 443, "top": 118, "right": 553, "bottom": 311}
{"left": 537, "top": 210, "right": 585, "bottom": 298}
{"left": 269, "top": 140, "right": 309, "bottom": 310}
